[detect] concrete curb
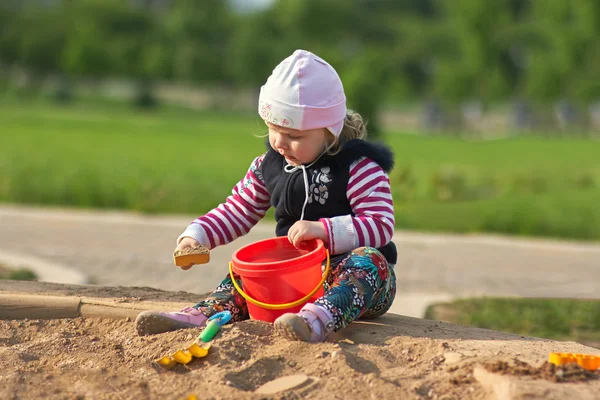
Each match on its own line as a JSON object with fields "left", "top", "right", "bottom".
{"left": 0, "top": 293, "right": 189, "bottom": 321}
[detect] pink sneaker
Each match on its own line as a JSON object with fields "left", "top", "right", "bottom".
{"left": 274, "top": 303, "right": 335, "bottom": 343}
{"left": 135, "top": 306, "right": 208, "bottom": 336}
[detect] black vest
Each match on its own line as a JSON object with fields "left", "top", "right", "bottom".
{"left": 260, "top": 139, "right": 397, "bottom": 264}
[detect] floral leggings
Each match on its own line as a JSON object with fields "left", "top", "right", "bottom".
{"left": 192, "top": 247, "right": 396, "bottom": 332}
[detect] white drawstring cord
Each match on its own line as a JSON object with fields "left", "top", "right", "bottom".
{"left": 283, "top": 149, "right": 327, "bottom": 221}
{"left": 300, "top": 165, "right": 309, "bottom": 220}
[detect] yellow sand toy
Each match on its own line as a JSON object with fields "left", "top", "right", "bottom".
{"left": 548, "top": 352, "right": 600, "bottom": 371}
{"left": 155, "top": 311, "right": 231, "bottom": 369}
{"left": 156, "top": 342, "right": 211, "bottom": 369}
{"left": 173, "top": 245, "right": 210, "bottom": 269}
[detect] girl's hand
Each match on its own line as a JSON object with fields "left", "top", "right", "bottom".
{"left": 174, "top": 237, "right": 202, "bottom": 270}
{"left": 287, "top": 220, "right": 327, "bottom": 249}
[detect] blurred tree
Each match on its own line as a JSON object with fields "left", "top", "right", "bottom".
{"left": 0, "top": 5, "right": 15, "bottom": 94}
{"left": 357, "top": 0, "right": 438, "bottom": 100}
{"left": 338, "top": 0, "right": 398, "bottom": 135}
{"left": 163, "top": 0, "right": 232, "bottom": 84}
{"left": 426, "top": 0, "right": 521, "bottom": 104}
{"left": 228, "top": 9, "right": 290, "bottom": 87}
{"left": 63, "top": 0, "right": 168, "bottom": 107}
{"left": 105, "top": 1, "right": 167, "bottom": 107}
{"left": 228, "top": 0, "right": 352, "bottom": 87}
{"left": 342, "top": 49, "right": 390, "bottom": 135}
{"left": 2, "top": 0, "right": 599, "bottom": 117}
{"left": 2, "top": 3, "right": 69, "bottom": 95}
{"left": 0, "top": 5, "right": 19, "bottom": 68}
{"left": 61, "top": 3, "right": 112, "bottom": 79}
{"left": 524, "top": 0, "right": 600, "bottom": 104}
{"left": 15, "top": 8, "right": 67, "bottom": 76}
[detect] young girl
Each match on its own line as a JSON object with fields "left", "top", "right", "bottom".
{"left": 135, "top": 50, "right": 397, "bottom": 343}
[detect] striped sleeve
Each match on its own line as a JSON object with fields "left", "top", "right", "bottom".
{"left": 320, "top": 157, "right": 394, "bottom": 254}
{"left": 177, "top": 155, "right": 271, "bottom": 248}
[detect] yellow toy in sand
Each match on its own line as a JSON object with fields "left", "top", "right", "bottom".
{"left": 548, "top": 352, "right": 600, "bottom": 371}
{"left": 156, "top": 342, "right": 211, "bottom": 369}
{"left": 155, "top": 311, "right": 231, "bottom": 369}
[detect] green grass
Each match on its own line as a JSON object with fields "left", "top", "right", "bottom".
{"left": 1, "top": 100, "right": 267, "bottom": 213}
{"left": 397, "top": 189, "right": 600, "bottom": 239}
{"left": 0, "top": 263, "right": 38, "bottom": 281}
{"left": 2, "top": 99, "right": 600, "bottom": 240}
{"left": 425, "top": 298, "right": 600, "bottom": 348}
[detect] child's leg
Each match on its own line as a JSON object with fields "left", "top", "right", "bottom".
{"left": 275, "top": 247, "right": 395, "bottom": 341}
{"left": 135, "top": 272, "right": 249, "bottom": 335}
{"left": 191, "top": 272, "right": 250, "bottom": 322}
{"left": 317, "top": 246, "right": 396, "bottom": 331}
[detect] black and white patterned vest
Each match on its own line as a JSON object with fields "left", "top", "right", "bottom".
{"left": 260, "top": 139, "right": 397, "bottom": 264}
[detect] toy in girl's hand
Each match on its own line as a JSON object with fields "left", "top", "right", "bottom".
{"left": 173, "top": 245, "right": 210, "bottom": 268}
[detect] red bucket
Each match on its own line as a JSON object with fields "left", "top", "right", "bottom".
{"left": 230, "top": 237, "right": 329, "bottom": 322}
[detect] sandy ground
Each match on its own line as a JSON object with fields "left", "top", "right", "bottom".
{"left": 1, "top": 282, "right": 599, "bottom": 400}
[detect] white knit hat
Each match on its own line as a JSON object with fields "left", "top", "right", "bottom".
{"left": 258, "top": 50, "right": 347, "bottom": 136}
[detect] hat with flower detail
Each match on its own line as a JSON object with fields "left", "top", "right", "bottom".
{"left": 258, "top": 50, "right": 347, "bottom": 136}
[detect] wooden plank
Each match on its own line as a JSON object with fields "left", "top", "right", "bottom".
{"left": 0, "top": 294, "right": 81, "bottom": 320}
{"left": 79, "top": 303, "right": 140, "bottom": 320}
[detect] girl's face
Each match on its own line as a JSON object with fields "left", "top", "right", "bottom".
{"left": 267, "top": 123, "right": 331, "bottom": 165}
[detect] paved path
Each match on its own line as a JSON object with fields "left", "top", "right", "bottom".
{"left": 1, "top": 205, "right": 599, "bottom": 317}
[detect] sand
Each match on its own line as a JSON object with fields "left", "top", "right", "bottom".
{"left": 1, "top": 282, "right": 599, "bottom": 400}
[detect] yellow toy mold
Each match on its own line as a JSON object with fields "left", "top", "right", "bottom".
{"left": 156, "top": 342, "right": 211, "bottom": 369}
{"left": 155, "top": 310, "right": 231, "bottom": 370}
{"left": 548, "top": 352, "right": 600, "bottom": 371}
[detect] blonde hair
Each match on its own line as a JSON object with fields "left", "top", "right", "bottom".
{"left": 326, "top": 110, "right": 368, "bottom": 155}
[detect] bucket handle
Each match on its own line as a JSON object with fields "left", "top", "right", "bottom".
{"left": 228, "top": 250, "right": 330, "bottom": 310}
